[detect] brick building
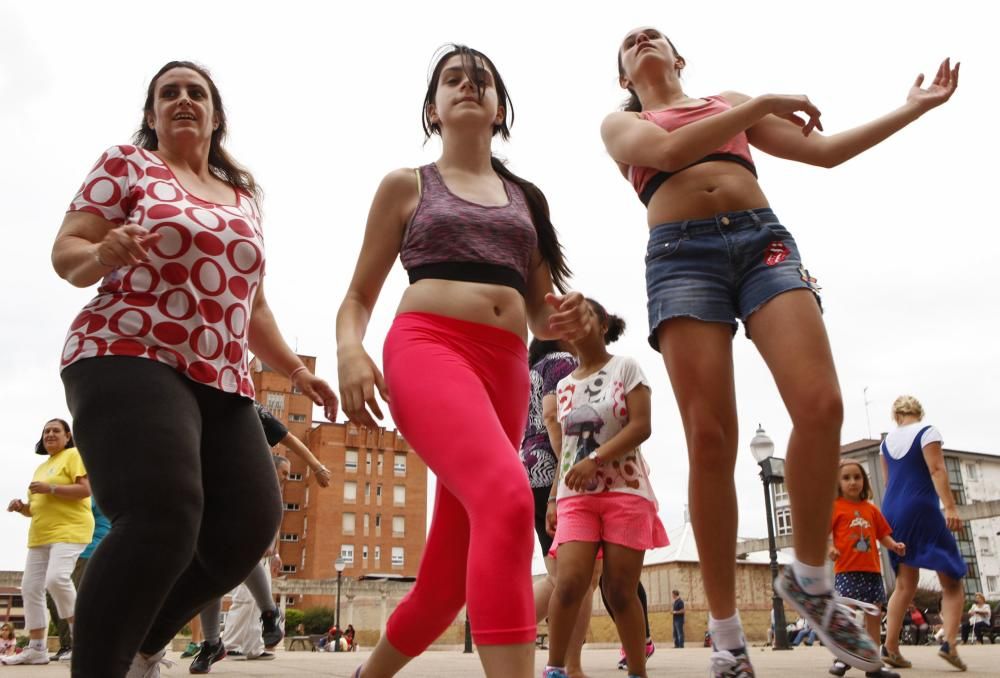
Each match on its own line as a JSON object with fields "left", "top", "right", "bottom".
{"left": 251, "top": 356, "right": 428, "bottom": 610}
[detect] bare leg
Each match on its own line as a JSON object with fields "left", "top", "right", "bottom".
{"left": 566, "top": 559, "right": 601, "bottom": 678}
{"left": 747, "top": 290, "right": 843, "bottom": 568}
{"left": 937, "top": 572, "right": 963, "bottom": 648}
{"left": 601, "top": 544, "right": 648, "bottom": 678}
{"left": 659, "top": 319, "right": 739, "bottom": 620}
{"left": 864, "top": 605, "right": 882, "bottom": 646}
{"left": 534, "top": 557, "right": 557, "bottom": 623}
{"left": 479, "top": 642, "right": 535, "bottom": 678}
{"left": 354, "top": 636, "right": 413, "bottom": 678}
{"left": 547, "top": 542, "right": 600, "bottom": 670}
{"left": 885, "top": 565, "right": 919, "bottom": 654}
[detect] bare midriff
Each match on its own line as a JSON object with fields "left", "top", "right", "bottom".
{"left": 641, "top": 161, "right": 771, "bottom": 227}
{"left": 397, "top": 279, "right": 528, "bottom": 340}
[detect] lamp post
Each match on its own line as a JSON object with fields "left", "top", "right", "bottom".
{"left": 750, "top": 425, "right": 790, "bottom": 651}
{"left": 334, "top": 557, "right": 346, "bottom": 630}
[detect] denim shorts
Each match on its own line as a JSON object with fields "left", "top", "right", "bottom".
{"left": 645, "top": 207, "right": 822, "bottom": 351}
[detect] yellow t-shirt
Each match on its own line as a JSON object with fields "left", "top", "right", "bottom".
{"left": 27, "top": 447, "right": 95, "bottom": 548}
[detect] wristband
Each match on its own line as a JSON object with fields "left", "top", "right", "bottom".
{"left": 547, "top": 496, "right": 557, "bottom": 503}
{"left": 289, "top": 366, "right": 308, "bottom": 381}
{"left": 50, "top": 485, "right": 56, "bottom": 495}
{"left": 317, "top": 465, "right": 329, "bottom": 473}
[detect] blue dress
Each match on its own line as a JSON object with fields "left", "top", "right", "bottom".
{"left": 881, "top": 425, "right": 966, "bottom": 580}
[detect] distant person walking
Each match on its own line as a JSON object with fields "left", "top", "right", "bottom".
{"left": 3, "top": 419, "right": 93, "bottom": 667}
{"left": 672, "top": 590, "right": 685, "bottom": 648}
{"left": 881, "top": 396, "right": 967, "bottom": 671}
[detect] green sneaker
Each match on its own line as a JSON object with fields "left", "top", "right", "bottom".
{"left": 181, "top": 642, "right": 201, "bottom": 659}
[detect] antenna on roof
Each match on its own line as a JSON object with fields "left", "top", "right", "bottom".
{"left": 863, "top": 386, "right": 873, "bottom": 439}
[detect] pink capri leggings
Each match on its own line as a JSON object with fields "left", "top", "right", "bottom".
{"left": 383, "top": 312, "right": 536, "bottom": 654}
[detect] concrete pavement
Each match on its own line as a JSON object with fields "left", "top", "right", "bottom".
{"left": 5, "top": 645, "right": 998, "bottom": 676}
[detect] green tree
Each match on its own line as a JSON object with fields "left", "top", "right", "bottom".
{"left": 301, "top": 606, "right": 336, "bottom": 634}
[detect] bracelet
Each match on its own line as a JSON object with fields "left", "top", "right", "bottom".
{"left": 547, "top": 496, "right": 557, "bottom": 503}
{"left": 317, "top": 465, "right": 329, "bottom": 474}
{"left": 289, "top": 366, "right": 308, "bottom": 381}
{"left": 93, "top": 249, "right": 113, "bottom": 268}
{"left": 50, "top": 485, "right": 56, "bottom": 495}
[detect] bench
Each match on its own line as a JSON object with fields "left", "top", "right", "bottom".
{"left": 287, "top": 635, "right": 314, "bottom": 651}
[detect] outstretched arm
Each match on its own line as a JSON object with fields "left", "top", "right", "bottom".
{"left": 746, "top": 59, "right": 960, "bottom": 168}
{"left": 280, "top": 431, "right": 331, "bottom": 487}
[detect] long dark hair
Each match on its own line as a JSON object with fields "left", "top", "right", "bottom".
{"left": 35, "top": 418, "right": 74, "bottom": 456}
{"left": 586, "top": 298, "right": 626, "bottom": 344}
{"left": 616, "top": 34, "right": 685, "bottom": 113}
{"left": 423, "top": 45, "right": 571, "bottom": 292}
{"left": 528, "top": 338, "right": 564, "bottom": 367}
{"left": 133, "top": 61, "right": 261, "bottom": 206}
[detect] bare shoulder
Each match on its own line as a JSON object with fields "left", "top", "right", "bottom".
{"left": 719, "top": 91, "right": 752, "bottom": 106}
{"left": 378, "top": 167, "right": 420, "bottom": 197}
{"left": 601, "top": 110, "right": 643, "bottom": 139}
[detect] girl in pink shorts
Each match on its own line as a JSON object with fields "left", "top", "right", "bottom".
{"left": 544, "top": 299, "right": 667, "bottom": 678}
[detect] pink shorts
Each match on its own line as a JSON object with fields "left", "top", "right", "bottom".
{"left": 551, "top": 492, "right": 669, "bottom": 555}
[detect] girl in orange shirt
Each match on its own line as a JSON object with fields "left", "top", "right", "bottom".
{"left": 828, "top": 460, "right": 906, "bottom": 677}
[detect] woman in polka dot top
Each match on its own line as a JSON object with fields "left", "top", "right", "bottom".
{"left": 51, "top": 60, "right": 338, "bottom": 678}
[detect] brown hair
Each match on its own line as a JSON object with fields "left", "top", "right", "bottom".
{"left": 422, "top": 45, "right": 571, "bottom": 292}
{"left": 837, "top": 459, "right": 872, "bottom": 501}
{"left": 133, "top": 61, "right": 261, "bottom": 206}
{"left": 616, "top": 30, "right": 685, "bottom": 113}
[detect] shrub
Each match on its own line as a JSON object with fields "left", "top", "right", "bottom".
{"left": 301, "top": 606, "right": 336, "bottom": 634}
{"left": 285, "top": 608, "right": 305, "bottom": 634}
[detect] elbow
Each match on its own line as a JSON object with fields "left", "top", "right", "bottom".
{"left": 635, "top": 421, "right": 652, "bottom": 443}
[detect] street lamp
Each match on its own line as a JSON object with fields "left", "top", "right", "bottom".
{"left": 750, "top": 425, "right": 790, "bottom": 651}
{"left": 334, "top": 557, "right": 346, "bottom": 629}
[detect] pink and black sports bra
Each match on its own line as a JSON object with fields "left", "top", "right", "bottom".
{"left": 628, "top": 95, "right": 757, "bottom": 206}
{"left": 400, "top": 164, "right": 537, "bottom": 296}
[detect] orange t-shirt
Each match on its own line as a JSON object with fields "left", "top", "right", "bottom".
{"left": 830, "top": 497, "right": 892, "bottom": 574}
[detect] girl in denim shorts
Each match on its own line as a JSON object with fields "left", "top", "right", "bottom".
{"left": 600, "top": 25, "right": 960, "bottom": 678}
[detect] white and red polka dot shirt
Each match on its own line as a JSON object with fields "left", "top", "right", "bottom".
{"left": 61, "top": 145, "right": 265, "bottom": 398}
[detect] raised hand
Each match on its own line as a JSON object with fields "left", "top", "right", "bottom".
{"left": 545, "top": 291, "right": 596, "bottom": 342}
{"left": 907, "top": 58, "right": 960, "bottom": 111}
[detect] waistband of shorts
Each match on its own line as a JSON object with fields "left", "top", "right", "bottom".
{"left": 648, "top": 207, "right": 780, "bottom": 244}
{"left": 390, "top": 311, "right": 527, "bottom": 355}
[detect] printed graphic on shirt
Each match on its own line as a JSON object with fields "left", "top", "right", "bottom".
{"left": 850, "top": 511, "right": 872, "bottom": 554}
{"left": 555, "top": 355, "right": 657, "bottom": 503}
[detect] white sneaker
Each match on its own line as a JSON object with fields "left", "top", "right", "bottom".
{"left": 58, "top": 649, "right": 73, "bottom": 662}
{"left": 124, "top": 649, "right": 175, "bottom": 678}
{"left": 1, "top": 646, "right": 50, "bottom": 665}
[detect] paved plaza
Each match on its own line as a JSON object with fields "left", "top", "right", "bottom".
{"left": 5, "top": 645, "right": 999, "bottom": 676}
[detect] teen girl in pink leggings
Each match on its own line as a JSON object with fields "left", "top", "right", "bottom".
{"left": 335, "top": 45, "right": 593, "bottom": 678}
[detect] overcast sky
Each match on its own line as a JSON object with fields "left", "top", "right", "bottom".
{"left": 1, "top": 1, "right": 996, "bottom": 572}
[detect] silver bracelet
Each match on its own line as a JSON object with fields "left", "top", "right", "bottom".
{"left": 93, "top": 249, "right": 113, "bottom": 268}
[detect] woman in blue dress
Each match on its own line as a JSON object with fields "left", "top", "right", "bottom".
{"left": 880, "top": 395, "right": 966, "bottom": 671}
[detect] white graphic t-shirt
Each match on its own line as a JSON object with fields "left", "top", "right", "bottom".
{"left": 554, "top": 355, "right": 657, "bottom": 504}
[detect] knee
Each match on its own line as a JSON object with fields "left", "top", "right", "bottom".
{"left": 789, "top": 388, "right": 843, "bottom": 433}
{"left": 44, "top": 569, "right": 73, "bottom": 594}
{"left": 554, "top": 573, "right": 591, "bottom": 608}
{"left": 475, "top": 482, "right": 534, "bottom": 536}
{"left": 686, "top": 421, "right": 736, "bottom": 470}
{"left": 601, "top": 580, "right": 635, "bottom": 615}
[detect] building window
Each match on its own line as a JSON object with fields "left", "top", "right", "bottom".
{"left": 284, "top": 503, "right": 300, "bottom": 511}
{"left": 391, "top": 547, "right": 404, "bottom": 568}
{"left": 988, "top": 576, "right": 999, "bottom": 594}
{"left": 363, "top": 545, "right": 369, "bottom": 561}
{"left": 281, "top": 564, "right": 297, "bottom": 574}
{"left": 392, "top": 515, "right": 405, "bottom": 537}
{"left": 979, "top": 536, "right": 992, "bottom": 555}
{"left": 366, "top": 452, "right": 372, "bottom": 474}
{"left": 344, "top": 481, "right": 357, "bottom": 503}
{"left": 341, "top": 545, "right": 354, "bottom": 564}
{"left": 772, "top": 481, "right": 788, "bottom": 504}
{"left": 374, "top": 513, "right": 382, "bottom": 528}
{"left": 377, "top": 454, "right": 384, "bottom": 475}
{"left": 776, "top": 507, "right": 792, "bottom": 536}
{"left": 346, "top": 449, "right": 359, "bottom": 473}
{"left": 363, "top": 513, "right": 370, "bottom": 536}
{"left": 394, "top": 453, "right": 406, "bottom": 476}
{"left": 288, "top": 472, "right": 303, "bottom": 482}
{"left": 280, "top": 533, "right": 299, "bottom": 542}
{"left": 966, "top": 463, "right": 979, "bottom": 482}
{"left": 375, "top": 546, "right": 381, "bottom": 562}
{"left": 266, "top": 393, "right": 285, "bottom": 415}
{"left": 393, "top": 485, "right": 405, "bottom": 506}
{"left": 289, "top": 413, "right": 306, "bottom": 423}
{"left": 343, "top": 513, "right": 356, "bottom": 535}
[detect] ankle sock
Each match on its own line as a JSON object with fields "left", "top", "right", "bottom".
{"left": 792, "top": 559, "right": 832, "bottom": 595}
{"left": 709, "top": 612, "right": 745, "bottom": 651}
{"left": 28, "top": 638, "right": 45, "bottom": 651}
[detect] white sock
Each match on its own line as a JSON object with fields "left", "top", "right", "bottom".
{"left": 709, "top": 612, "right": 745, "bottom": 651}
{"left": 792, "top": 559, "right": 832, "bottom": 595}
{"left": 28, "top": 638, "right": 46, "bottom": 651}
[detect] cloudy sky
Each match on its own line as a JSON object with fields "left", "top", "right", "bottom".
{"left": 1, "top": 0, "right": 996, "bottom": 571}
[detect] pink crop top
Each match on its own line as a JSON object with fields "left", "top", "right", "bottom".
{"left": 628, "top": 95, "right": 757, "bottom": 206}
{"left": 400, "top": 164, "right": 537, "bottom": 296}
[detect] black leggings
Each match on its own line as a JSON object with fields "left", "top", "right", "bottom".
{"left": 599, "top": 576, "right": 651, "bottom": 639}
{"left": 62, "top": 357, "right": 282, "bottom": 678}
